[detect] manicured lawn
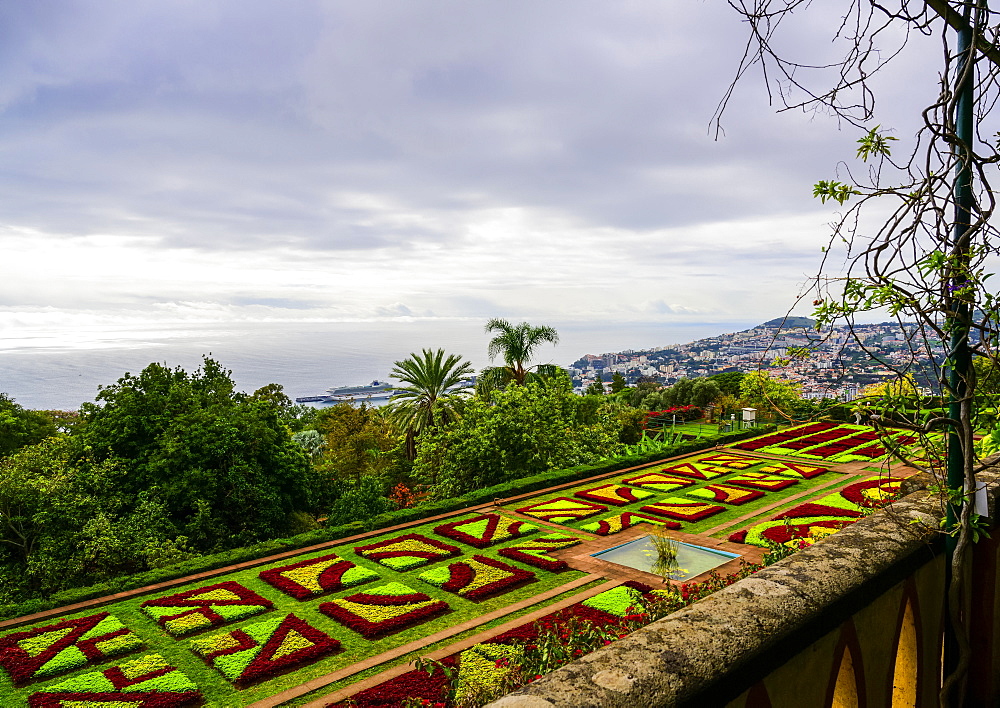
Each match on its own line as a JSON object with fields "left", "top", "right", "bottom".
{"left": 0, "top": 444, "right": 905, "bottom": 707}
{"left": 0, "top": 514, "right": 588, "bottom": 707}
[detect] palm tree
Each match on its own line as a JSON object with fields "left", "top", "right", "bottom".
{"left": 387, "top": 348, "right": 474, "bottom": 459}
{"left": 479, "top": 319, "right": 560, "bottom": 393}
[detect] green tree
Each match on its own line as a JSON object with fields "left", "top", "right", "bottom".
{"left": 415, "top": 378, "right": 622, "bottom": 497}
{"left": 584, "top": 373, "right": 605, "bottom": 396}
{"left": 388, "top": 348, "right": 474, "bottom": 460}
{"left": 0, "top": 394, "right": 57, "bottom": 457}
{"left": 610, "top": 372, "right": 628, "bottom": 393}
{"left": 707, "top": 372, "right": 745, "bottom": 397}
{"left": 739, "top": 371, "right": 801, "bottom": 419}
{"left": 314, "top": 403, "right": 401, "bottom": 481}
{"left": 478, "top": 319, "right": 560, "bottom": 392}
{"left": 80, "top": 358, "right": 319, "bottom": 551}
{"left": 0, "top": 438, "right": 191, "bottom": 601}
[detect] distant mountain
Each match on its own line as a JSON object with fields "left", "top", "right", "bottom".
{"left": 761, "top": 316, "right": 816, "bottom": 329}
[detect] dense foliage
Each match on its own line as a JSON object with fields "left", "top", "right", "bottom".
{"left": 414, "top": 378, "right": 626, "bottom": 498}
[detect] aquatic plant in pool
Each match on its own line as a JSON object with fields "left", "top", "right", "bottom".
{"left": 591, "top": 536, "right": 739, "bottom": 581}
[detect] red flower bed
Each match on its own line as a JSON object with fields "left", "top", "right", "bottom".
{"left": 684, "top": 484, "right": 764, "bottom": 505}
{"left": 728, "top": 530, "right": 748, "bottom": 543}
{"left": 574, "top": 484, "right": 653, "bottom": 506}
{"left": 320, "top": 588, "right": 450, "bottom": 639}
{"left": 140, "top": 581, "right": 274, "bottom": 636}
{"left": 780, "top": 429, "right": 857, "bottom": 450}
{"left": 839, "top": 477, "right": 901, "bottom": 506}
{"left": 434, "top": 513, "right": 536, "bottom": 549}
{"left": 259, "top": 553, "right": 377, "bottom": 600}
{"left": 772, "top": 503, "right": 864, "bottom": 520}
{"left": 191, "top": 613, "right": 340, "bottom": 687}
{"left": 0, "top": 612, "right": 143, "bottom": 686}
{"left": 756, "top": 519, "right": 851, "bottom": 544}
{"left": 354, "top": 533, "right": 462, "bottom": 571}
{"left": 497, "top": 534, "right": 580, "bottom": 571}
{"left": 732, "top": 422, "right": 834, "bottom": 451}
{"left": 419, "top": 555, "right": 535, "bottom": 601}
{"left": 333, "top": 656, "right": 458, "bottom": 707}
{"left": 31, "top": 692, "right": 199, "bottom": 708}
{"left": 639, "top": 499, "right": 726, "bottom": 522}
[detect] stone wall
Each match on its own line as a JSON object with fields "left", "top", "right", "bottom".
{"left": 486, "top": 471, "right": 1000, "bottom": 708}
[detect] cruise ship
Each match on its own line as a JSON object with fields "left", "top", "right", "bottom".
{"left": 294, "top": 380, "right": 395, "bottom": 404}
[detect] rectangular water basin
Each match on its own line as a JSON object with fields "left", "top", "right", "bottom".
{"left": 591, "top": 536, "right": 739, "bottom": 582}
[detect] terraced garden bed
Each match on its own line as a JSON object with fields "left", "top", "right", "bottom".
{"left": 0, "top": 442, "right": 912, "bottom": 707}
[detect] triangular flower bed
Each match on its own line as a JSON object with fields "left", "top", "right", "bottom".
{"left": 659, "top": 462, "right": 726, "bottom": 480}
{"left": 639, "top": 498, "right": 725, "bottom": 522}
{"left": 434, "top": 513, "right": 538, "bottom": 549}
{"left": 683, "top": 483, "right": 764, "bottom": 505}
{"left": 190, "top": 613, "right": 339, "bottom": 687}
{"left": 140, "top": 581, "right": 274, "bottom": 637}
{"left": 573, "top": 484, "right": 655, "bottom": 507}
{"left": 620, "top": 472, "right": 694, "bottom": 492}
{"left": 696, "top": 453, "right": 758, "bottom": 469}
{"left": 497, "top": 533, "right": 582, "bottom": 571}
{"left": 0, "top": 612, "right": 144, "bottom": 686}
{"left": 724, "top": 472, "right": 799, "bottom": 491}
{"left": 26, "top": 653, "right": 201, "bottom": 708}
{"left": 758, "top": 461, "right": 827, "bottom": 479}
{"left": 319, "top": 582, "right": 450, "bottom": 639}
{"left": 515, "top": 497, "right": 607, "bottom": 523}
{"left": 580, "top": 512, "right": 680, "bottom": 536}
{"left": 259, "top": 553, "right": 379, "bottom": 600}
{"left": 418, "top": 555, "right": 535, "bottom": 601}
{"left": 354, "top": 533, "right": 462, "bottom": 571}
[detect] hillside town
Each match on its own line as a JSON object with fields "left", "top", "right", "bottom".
{"left": 570, "top": 317, "right": 941, "bottom": 401}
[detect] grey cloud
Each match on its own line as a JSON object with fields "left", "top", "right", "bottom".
{"left": 0, "top": 1, "right": 941, "bottom": 259}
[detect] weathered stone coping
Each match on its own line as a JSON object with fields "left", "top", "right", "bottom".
{"left": 485, "top": 472, "right": 989, "bottom": 708}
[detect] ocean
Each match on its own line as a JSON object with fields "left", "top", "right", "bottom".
{"left": 0, "top": 319, "right": 754, "bottom": 410}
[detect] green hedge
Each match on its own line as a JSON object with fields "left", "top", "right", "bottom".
{"left": 0, "top": 426, "right": 770, "bottom": 622}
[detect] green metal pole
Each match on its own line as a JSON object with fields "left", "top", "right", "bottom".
{"left": 943, "top": 3, "right": 976, "bottom": 698}
{"left": 946, "top": 3, "right": 975, "bottom": 547}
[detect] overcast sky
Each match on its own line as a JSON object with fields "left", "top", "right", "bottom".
{"left": 0, "top": 1, "right": 942, "bottom": 348}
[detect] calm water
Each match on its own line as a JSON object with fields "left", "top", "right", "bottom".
{"left": 0, "top": 319, "right": 753, "bottom": 410}
{"left": 592, "top": 536, "right": 739, "bottom": 581}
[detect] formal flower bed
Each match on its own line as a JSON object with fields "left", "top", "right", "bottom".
{"left": 0, "top": 612, "right": 144, "bottom": 686}
{"left": 339, "top": 567, "right": 782, "bottom": 708}
{"left": 419, "top": 555, "right": 535, "bottom": 601}
{"left": 696, "top": 453, "right": 758, "bottom": 469}
{"left": 259, "top": 553, "right": 380, "bottom": 600}
{"left": 659, "top": 461, "right": 727, "bottom": 480}
{"left": 757, "top": 461, "right": 828, "bottom": 479}
{"left": 639, "top": 498, "right": 726, "bottom": 522}
{"left": 581, "top": 511, "right": 680, "bottom": 536}
{"left": 189, "top": 613, "right": 339, "bottom": 687}
{"left": 320, "top": 582, "right": 450, "bottom": 639}
{"left": 140, "top": 581, "right": 274, "bottom": 637}
{"left": 777, "top": 428, "right": 861, "bottom": 451}
{"left": 729, "top": 475, "right": 902, "bottom": 546}
{"left": 515, "top": 497, "right": 607, "bottom": 523}
{"left": 26, "top": 653, "right": 201, "bottom": 708}
{"left": 683, "top": 483, "right": 764, "bottom": 505}
{"left": 497, "top": 534, "right": 582, "bottom": 571}
{"left": 573, "top": 483, "right": 655, "bottom": 506}
{"left": 619, "top": 471, "right": 694, "bottom": 492}
{"left": 730, "top": 422, "right": 836, "bottom": 451}
{"left": 724, "top": 472, "right": 799, "bottom": 491}
{"left": 354, "top": 533, "right": 462, "bottom": 571}
{"left": 434, "top": 513, "right": 538, "bottom": 549}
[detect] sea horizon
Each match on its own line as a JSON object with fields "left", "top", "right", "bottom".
{"left": 0, "top": 318, "right": 757, "bottom": 410}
